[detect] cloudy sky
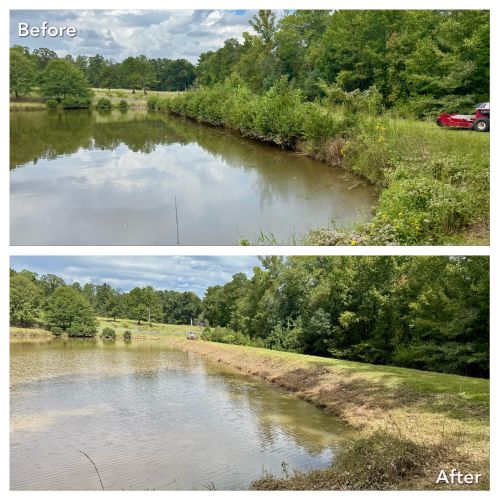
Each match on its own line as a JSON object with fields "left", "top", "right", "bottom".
{"left": 10, "top": 256, "right": 261, "bottom": 296}
{"left": 10, "top": 10, "right": 259, "bottom": 62}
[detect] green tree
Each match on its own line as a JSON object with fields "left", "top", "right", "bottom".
{"left": 32, "top": 47, "right": 58, "bottom": 71}
{"left": 10, "top": 272, "right": 42, "bottom": 326}
{"left": 126, "top": 286, "right": 161, "bottom": 325}
{"left": 40, "top": 59, "right": 91, "bottom": 104}
{"left": 10, "top": 47, "right": 37, "bottom": 99}
{"left": 45, "top": 286, "right": 97, "bottom": 334}
{"left": 40, "top": 273, "right": 65, "bottom": 296}
{"left": 121, "top": 55, "right": 156, "bottom": 93}
{"left": 86, "top": 54, "right": 106, "bottom": 87}
{"left": 99, "top": 62, "right": 120, "bottom": 92}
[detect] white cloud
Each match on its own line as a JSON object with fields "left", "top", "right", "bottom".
{"left": 10, "top": 256, "right": 261, "bottom": 296}
{"left": 10, "top": 10, "right": 257, "bottom": 62}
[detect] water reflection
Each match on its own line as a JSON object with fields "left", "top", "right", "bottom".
{"left": 10, "top": 339, "right": 350, "bottom": 490}
{"left": 10, "top": 110, "right": 377, "bottom": 245}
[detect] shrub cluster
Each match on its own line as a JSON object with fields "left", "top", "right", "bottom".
{"left": 149, "top": 77, "right": 353, "bottom": 148}
{"left": 96, "top": 97, "right": 112, "bottom": 110}
{"left": 61, "top": 97, "right": 91, "bottom": 109}
{"left": 67, "top": 322, "right": 97, "bottom": 338}
{"left": 118, "top": 99, "right": 129, "bottom": 110}
{"left": 201, "top": 326, "right": 264, "bottom": 348}
{"left": 101, "top": 327, "right": 116, "bottom": 340}
{"left": 46, "top": 99, "right": 58, "bottom": 109}
{"left": 50, "top": 326, "right": 63, "bottom": 337}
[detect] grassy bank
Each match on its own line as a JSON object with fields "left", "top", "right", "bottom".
{"left": 167, "top": 337, "right": 489, "bottom": 490}
{"left": 9, "top": 326, "right": 52, "bottom": 338}
{"left": 149, "top": 79, "right": 489, "bottom": 245}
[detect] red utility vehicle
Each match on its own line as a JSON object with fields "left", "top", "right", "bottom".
{"left": 436, "top": 102, "right": 489, "bottom": 132}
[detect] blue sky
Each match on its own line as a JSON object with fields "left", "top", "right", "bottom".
{"left": 10, "top": 256, "right": 260, "bottom": 296}
{"left": 10, "top": 10, "right": 258, "bottom": 62}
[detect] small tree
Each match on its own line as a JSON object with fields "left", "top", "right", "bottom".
{"left": 40, "top": 59, "right": 91, "bottom": 105}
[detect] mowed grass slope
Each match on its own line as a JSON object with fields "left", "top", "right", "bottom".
{"left": 169, "top": 338, "right": 489, "bottom": 489}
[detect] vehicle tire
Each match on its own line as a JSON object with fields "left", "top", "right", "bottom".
{"left": 473, "top": 118, "right": 490, "bottom": 132}
{"left": 436, "top": 118, "right": 445, "bottom": 127}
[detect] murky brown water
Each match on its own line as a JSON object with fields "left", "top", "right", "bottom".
{"left": 10, "top": 110, "right": 376, "bottom": 245}
{"left": 10, "top": 338, "right": 350, "bottom": 490}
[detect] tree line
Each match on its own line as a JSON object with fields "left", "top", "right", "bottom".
{"left": 10, "top": 256, "right": 489, "bottom": 377}
{"left": 193, "top": 9, "right": 489, "bottom": 114}
{"left": 11, "top": 10, "right": 488, "bottom": 115}
{"left": 10, "top": 45, "right": 196, "bottom": 103}
{"left": 10, "top": 268, "right": 202, "bottom": 335}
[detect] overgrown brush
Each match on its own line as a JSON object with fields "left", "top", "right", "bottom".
{"left": 151, "top": 79, "right": 489, "bottom": 245}
{"left": 250, "top": 431, "right": 468, "bottom": 490}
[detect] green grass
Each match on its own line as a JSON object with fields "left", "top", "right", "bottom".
{"left": 10, "top": 101, "right": 47, "bottom": 111}
{"left": 194, "top": 341, "right": 489, "bottom": 404}
{"left": 10, "top": 87, "right": 181, "bottom": 110}
{"left": 96, "top": 316, "right": 199, "bottom": 338}
{"left": 90, "top": 88, "right": 180, "bottom": 108}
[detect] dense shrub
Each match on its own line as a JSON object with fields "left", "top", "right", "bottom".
{"left": 147, "top": 96, "right": 159, "bottom": 110}
{"left": 46, "top": 99, "right": 58, "bottom": 109}
{"left": 96, "top": 97, "right": 112, "bottom": 110}
{"left": 61, "top": 97, "right": 90, "bottom": 109}
{"left": 101, "top": 327, "right": 116, "bottom": 339}
{"left": 67, "top": 322, "right": 97, "bottom": 338}
{"left": 155, "top": 78, "right": 310, "bottom": 147}
{"left": 51, "top": 326, "right": 63, "bottom": 337}
{"left": 118, "top": 99, "right": 129, "bottom": 110}
{"left": 264, "top": 324, "right": 303, "bottom": 352}
{"left": 123, "top": 330, "right": 132, "bottom": 341}
{"left": 201, "top": 326, "right": 262, "bottom": 347}
{"left": 393, "top": 95, "right": 478, "bottom": 119}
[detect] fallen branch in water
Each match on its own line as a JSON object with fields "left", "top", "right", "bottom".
{"left": 79, "top": 450, "right": 105, "bottom": 490}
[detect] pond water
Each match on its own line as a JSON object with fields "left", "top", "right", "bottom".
{"left": 10, "top": 339, "right": 350, "bottom": 490}
{"left": 10, "top": 110, "right": 376, "bottom": 245}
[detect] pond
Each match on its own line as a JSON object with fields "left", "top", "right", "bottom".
{"left": 10, "top": 338, "right": 350, "bottom": 490}
{"left": 10, "top": 110, "right": 377, "bottom": 245}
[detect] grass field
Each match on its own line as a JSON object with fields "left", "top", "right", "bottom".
{"left": 91, "top": 88, "right": 180, "bottom": 108}
{"left": 10, "top": 88, "right": 180, "bottom": 111}
{"left": 96, "top": 316, "right": 199, "bottom": 338}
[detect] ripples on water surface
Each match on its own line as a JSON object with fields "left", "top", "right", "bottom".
{"left": 10, "top": 339, "right": 350, "bottom": 490}
{"left": 10, "top": 110, "right": 376, "bottom": 245}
